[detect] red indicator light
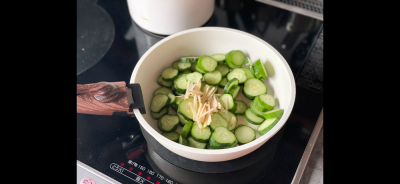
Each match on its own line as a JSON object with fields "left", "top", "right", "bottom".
{"left": 147, "top": 176, "right": 151, "bottom": 180}
{"left": 120, "top": 163, "right": 124, "bottom": 166}
{"left": 129, "top": 167, "right": 133, "bottom": 171}
{"left": 138, "top": 172, "right": 142, "bottom": 175}
{"left": 156, "top": 181, "right": 160, "bottom": 184}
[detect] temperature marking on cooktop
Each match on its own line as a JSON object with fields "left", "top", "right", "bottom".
{"left": 110, "top": 163, "right": 154, "bottom": 184}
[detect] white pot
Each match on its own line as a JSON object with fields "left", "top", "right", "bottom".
{"left": 127, "top": 0, "right": 215, "bottom": 35}
{"left": 130, "top": 27, "right": 296, "bottom": 162}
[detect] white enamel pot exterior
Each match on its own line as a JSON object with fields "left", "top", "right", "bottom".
{"left": 127, "top": 0, "right": 215, "bottom": 35}
{"left": 130, "top": 27, "right": 296, "bottom": 162}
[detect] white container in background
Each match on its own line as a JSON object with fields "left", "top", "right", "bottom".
{"left": 127, "top": 0, "right": 215, "bottom": 35}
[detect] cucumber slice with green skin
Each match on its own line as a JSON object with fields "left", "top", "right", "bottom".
{"left": 229, "top": 102, "right": 237, "bottom": 113}
{"left": 191, "top": 124, "right": 211, "bottom": 143}
{"left": 195, "top": 64, "right": 207, "bottom": 74}
{"left": 230, "top": 50, "right": 245, "bottom": 66}
{"left": 252, "top": 96, "right": 268, "bottom": 112}
{"left": 225, "top": 51, "right": 242, "bottom": 69}
{"left": 234, "top": 100, "right": 248, "bottom": 116}
{"left": 174, "top": 74, "right": 187, "bottom": 91}
{"left": 171, "top": 103, "right": 178, "bottom": 111}
{"left": 180, "top": 57, "right": 199, "bottom": 63}
{"left": 206, "top": 142, "right": 211, "bottom": 149}
{"left": 243, "top": 78, "right": 267, "bottom": 100}
{"left": 227, "top": 85, "right": 240, "bottom": 99}
{"left": 153, "top": 87, "right": 173, "bottom": 96}
{"left": 181, "top": 120, "right": 193, "bottom": 138}
{"left": 151, "top": 108, "right": 169, "bottom": 120}
{"left": 197, "top": 55, "right": 218, "bottom": 72}
{"left": 177, "top": 62, "right": 192, "bottom": 71}
{"left": 249, "top": 100, "right": 266, "bottom": 118}
{"left": 175, "top": 96, "right": 183, "bottom": 105}
{"left": 215, "top": 64, "right": 230, "bottom": 78}
{"left": 161, "top": 67, "right": 179, "bottom": 81}
{"left": 219, "top": 78, "right": 228, "bottom": 88}
{"left": 185, "top": 72, "right": 203, "bottom": 83}
{"left": 172, "top": 84, "right": 186, "bottom": 94}
{"left": 157, "top": 115, "right": 180, "bottom": 133}
{"left": 151, "top": 94, "right": 170, "bottom": 113}
{"left": 223, "top": 78, "right": 239, "bottom": 94}
{"left": 244, "top": 57, "right": 257, "bottom": 77}
{"left": 188, "top": 136, "right": 207, "bottom": 149}
{"left": 244, "top": 108, "right": 265, "bottom": 125}
{"left": 162, "top": 132, "right": 179, "bottom": 142}
{"left": 157, "top": 75, "right": 173, "bottom": 87}
{"left": 191, "top": 62, "right": 197, "bottom": 72}
{"left": 218, "top": 111, "right": 238, "bottom": 131}
{"left": 172, "top": 60, "right": 180, "bottom": 69}
{"left": 257, "top": 117, "right": 279, "bottom": 136}
{"left": 253, "top": 59, "right": 268, "bottom": 79}
{"left": 209, "top": 126, "right": 238, "bottom": 149}
{"left": 219, "top": 94, "right": 235, "bottom": 111}
{"left": 179, "top": 135, "right": 190, "bottom": 146}
{"left": 211, "top": 53, "right": 226, "bottom": 65}
{"left": 242, "top": 67, "right": 255, "bottom": 79}
{"left": 177, "top": 97, "right": 196, "bottom": 120}
{"left": 264, "top": 109, "right": 284, "bottom": 119}
{"left": 180, "top": 69, "right": 192, "bottom": 74}
{"left": 204, "top": 70, "right": 222, "bottom": 85}
{"left": 210, "top": 112, "right": 229, "bottom": 131}
{"left": 177, "top": 112, "right": 189, "bottom": 126}
{"left": 167, "top": 93, "right": 176, "bottom": 104}
{"left": 227, "top": 68, "right": 247, "bottom": 84}
{"left": 234, "top": 125, "right": 255, "bottom": 145}
{"left": 258, "top": 94, "right": 275, "bottom": 110}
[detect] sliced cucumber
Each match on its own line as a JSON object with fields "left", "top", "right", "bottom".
{"left": 172, "top": 60, "right": 180, "bottom": 69}
{"left": 195, "top": 64, "right": 207, "bottom": 74}
{"left": 177, "top": 97, "right": 196, "bottom": 120}
{"left": 227, "top": 85, "right": 240, "bottom": 99}
{"left": 219, "top": 78, "right": 228, "bottom": 88}
{"left": 153, "top": 87, "right": 173, "bottom": 96}
{"left": 210, "top": 112, "right": 229, "bottom": 131}
{"left": 204, "top": 70, "right": 222, "bottom": 85}
{"left": 252, "top": 96, "right": 267, "bottom": 112}
{"left": 263, "top": 109, "right": 284, "bottom": 119}
{"left": 172, "top": 84, "right": 186, "bottom": 95}
{"left": 157, "top": 75, "right": 173, "bottom": 87}
{"left": 242, "top": 67, "right": 255, "bottom": 79}
{"left": 223, "top": 78, "right": 239, "bottom": 94}
{"left": 244, "top": 108, "right": 265, "bottom": 125}
{"left": 219, "top": 94, "right": 235, "bottom": 112}
{"left": 175, "top": 96, "right": 183, "bottom": 105}
{"left": 180, "top": 69, "right": 192, "bottom": 74}
{"left": 253, "top": 59, "right": 268, "bottom": 79}
{"left": 177, "top": 62, "right": 192, "bottom": 71}
{"left": 191, "top": 124, "right": 211, "bottom": 143}
{"left": 234, "top": 125, "right": 255, "bottom": 145}
{"left": 181, "top": 120, "right": 193, "bottom": 138}
{"left": 258, "top": 94, "right": 275, "bottom": 110}
{"left": 225, "top": 51, "right": 242, "bottom": 69}
{"left": 215, "top": 64, "right": 230, "bottom": 78}
{"left": 185, "top": 72, "right": 203, "bottom": 84}
{"left": 157, "top": 115, "right": 180, "bottom": 133}
{"left": 191, "top": 62, "right": 197, "bottom": 72}
{"left": 244, "top": 57, "right": 257, "bottom": 78}
{"left": 249, "top": 100, "right": 266, "bottom": 118}
{"left": 150, "top": 94, "right": 170, "bottom": 113}
{"left": 227, "top": 68, "right": 247, "bottom": 84}
{"left": 243, "top": 78, "right": 267, "bottom": 100}
{"left": 211, "top": 53, "right": 226, "bottom": 65}
{"left": 209, "top": 126, "right": 237, "bottom": 149}
{"left": 161, "top": 67, "right": 179, "bottom": 81}
{"left": 230, "top": 50, "right": 245, "bottom": 66}
{"left": 218, "top": 111, "right": 237, "bottom": 131}
{"left": 234, "top": 100, "right": 248, "bottom": 116}
{"left": 167, "top": 93, "right": 176, "bottom": 104}
{"left": 174, "top": 74, "right": 187, "bottom": 91}
{"left": 162, "top": 132, "right": 179, "bottom": 142}
{"left": 257, "top": 117, "right": 279, "bottom": 136}
{"left": 151, "top": 108, "right": 169, "bottom": 120}
{"left": 171, "top": 103, "right": 178, "bottom": 111}
{"left": 197, "top": 55, "right": 218, "bottom": 72}
{"left": 188, "top": 136, "right": 207, "bottom": 149}
{"left": 177, "top": 112, "right": 189, "bottom": 126}
{"left": 179, "top": 135, "right": 189, "bottom": 146}
{"left": 180, "top": 57, "right": 199, "bottom": 63}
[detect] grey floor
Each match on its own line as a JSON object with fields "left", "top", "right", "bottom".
{"left": 299, "top": 125, "right": 323, "bottom": 184}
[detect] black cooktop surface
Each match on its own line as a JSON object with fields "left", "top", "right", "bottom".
{"left": 77, "top": 0, "right": 323, "bottom": 183}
